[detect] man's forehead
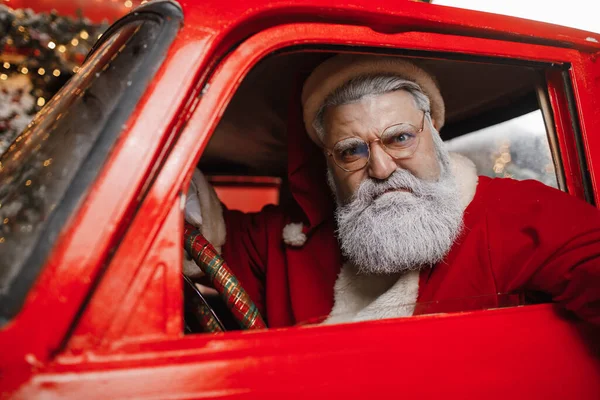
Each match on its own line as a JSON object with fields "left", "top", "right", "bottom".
{"left": 324, "top": 90, "right": 421, "bottom": 136}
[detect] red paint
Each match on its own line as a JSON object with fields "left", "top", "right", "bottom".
{"left": 570, "top": 52, "right": 600, "bottom": 204}
{"left": 1, "top": 0, "right": 599, "bottom": 398}
{"left": 210, "top": 176, "right": 281, "bottom": 212}
{"left": 546, "top": 69, "right": 586, "bottom": 198}
{"left": 13, "top": 306, "right": 600, "bottom": 399}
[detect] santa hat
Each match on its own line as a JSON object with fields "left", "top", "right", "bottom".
{"left": 301, "top": 54, "right": 445, "bottom": 144}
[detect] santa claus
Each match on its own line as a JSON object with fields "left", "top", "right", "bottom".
{"left": 184, "top": 54, "right": 600, "bottom": 327}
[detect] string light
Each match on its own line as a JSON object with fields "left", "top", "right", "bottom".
{"left": 2, "top": 7, "right": 107, "bottom": 154}
{"left": 492, "top": 142, "right": 511, "bottom": 174}
{"left": 125, "top": 0, "right": 133, "bottom": 7}
{"left": 43, "top": 158, "right": 52, "bottom": 167}
{"left": 25, "top": 180, "right": 32, "bottom": 186}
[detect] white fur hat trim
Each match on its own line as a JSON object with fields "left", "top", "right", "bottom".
{"left": 282, "top": 222, "right": 307, "bottom": 247}
{"left": 302, "top": 54, "right": 445, "bottom": 144}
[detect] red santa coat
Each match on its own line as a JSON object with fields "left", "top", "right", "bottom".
{"left": 221, "top": 175, "right": 600, "bottom": 327}
{"left": 215, "top": 95, "right": 600, "bottom": 327}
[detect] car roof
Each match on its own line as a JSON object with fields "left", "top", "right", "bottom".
{"left": 175, "top": 0, "right": 600, "bottom": 52}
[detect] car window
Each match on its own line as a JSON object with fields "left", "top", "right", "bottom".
{"left": 445, "top": 110, "right": 558, "bottom": 188}
{"left": 0, "top": 14, "right": 178, "bottom": 325}
{"left": 181, "top": 52, "right": 569, "bottom": 335}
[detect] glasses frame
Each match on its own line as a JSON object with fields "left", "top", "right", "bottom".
{"left": 324, "top": 110, "right": 429, "bottom": 172}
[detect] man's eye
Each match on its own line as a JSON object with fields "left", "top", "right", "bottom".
{"left": 342, "top": 146, "right": 359, "bottom": 157}
{"left": 385, "top": 132, "right": 416, "bottom": 148}
{"left": 392, "top": 133, "right": 409, "bottom": 142}
{"left": 335, "top": 142, "right": 368, "bottom": 162}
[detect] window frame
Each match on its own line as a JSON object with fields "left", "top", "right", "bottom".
{"left": 55, "top": 21, "right": 599, "bottom": 391}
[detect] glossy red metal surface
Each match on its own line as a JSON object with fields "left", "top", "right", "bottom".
{"left": 209, "top": 176, "right": 281, "bottom": 212}
{"left": 569, "top": 52, "right": 600, "bottom": 204}
{"left": 1, "top": 0, "right": 600, "bottom": 398}
{"left": 14, "top": 305, "right": 600, "bottom": 399}
{"left": 546, "top": 70, "right": 587, "bottom": 199}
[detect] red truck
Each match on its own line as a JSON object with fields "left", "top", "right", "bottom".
{"left": 1, "top": 0, "right": 599, "bottom": 398}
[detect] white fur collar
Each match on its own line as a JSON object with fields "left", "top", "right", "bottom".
{"left": 323, "top": 152, "right": 478, "bottom": 324}
{"left": 323, "top": 265, "right": 420, "bottom": 324}
{"left": 449, "top": 152, "right": 478, "bottom": 211}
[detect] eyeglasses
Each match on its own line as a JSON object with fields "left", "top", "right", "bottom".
{"left": 324, "top": 111, "right": 428, "bottom": 172}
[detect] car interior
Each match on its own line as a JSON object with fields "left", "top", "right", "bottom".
{"left": 184, "top": 49, "right": 561, "bottom": 333}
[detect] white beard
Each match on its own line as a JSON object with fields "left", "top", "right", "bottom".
{"left": 330, "top": 134, "right": 464, "bottom": 274}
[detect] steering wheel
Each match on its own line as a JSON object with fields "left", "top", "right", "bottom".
{"left": 183, "top": 223, "right": 266, "bottom": 333}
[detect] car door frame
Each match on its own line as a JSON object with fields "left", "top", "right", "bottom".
{"left": 28, "top": 18, "right": 600, "bottom": 399}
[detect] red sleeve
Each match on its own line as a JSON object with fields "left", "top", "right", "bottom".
{"left": 220, "top": 205, "right": 284, "bottom": 317}
{"left": 486, "top": 179, "right": 600, "bottom": 325}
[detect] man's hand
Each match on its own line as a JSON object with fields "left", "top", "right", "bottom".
{"left": 185, "top": 169, "right": 205, "bottom": 229}
{"left": 183, "top": 169, "right": 225, "bottom": 297}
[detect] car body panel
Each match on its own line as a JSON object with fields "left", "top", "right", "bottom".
{"left": 14, "top": 305, "right": 600, "bottom": 399}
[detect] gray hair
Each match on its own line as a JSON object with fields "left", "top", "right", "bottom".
{"left": 312, "top": 75, "right": 432, "bottom": 141}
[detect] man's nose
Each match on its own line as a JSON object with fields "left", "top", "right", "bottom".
{"left": 367, "top": 142, "right": 397, "bottom": 180}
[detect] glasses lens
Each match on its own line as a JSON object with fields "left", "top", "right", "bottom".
{"left": 381, "top": 123, "right": 420, "bottom": 158}
{"left": 333, "top": 137, "right": 369, "bottom": 171}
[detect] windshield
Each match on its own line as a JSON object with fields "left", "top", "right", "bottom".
{"left": 0, "top": 13, "right": 177, "bottom": 325}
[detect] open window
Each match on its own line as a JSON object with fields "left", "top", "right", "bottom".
{"left": 182, "top": 49, "right": 573, "bottom": 333}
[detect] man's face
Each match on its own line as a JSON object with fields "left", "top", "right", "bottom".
{"left": 322, "top": 90, "right": 440, "bottom": 203}
{"left": 321, "top": 89, "right": 464, "bottom": 274}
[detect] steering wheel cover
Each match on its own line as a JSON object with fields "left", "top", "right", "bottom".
{"left": 184, "top": 223, "right": 267, "bottom": 330}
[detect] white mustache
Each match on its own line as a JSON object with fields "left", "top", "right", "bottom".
{"left": 346, "top": 167, "right": 444, "bottom": 210}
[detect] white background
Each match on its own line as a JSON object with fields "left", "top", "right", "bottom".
{"left": 434, "top": 0, "right": 599, "bottom": 34}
